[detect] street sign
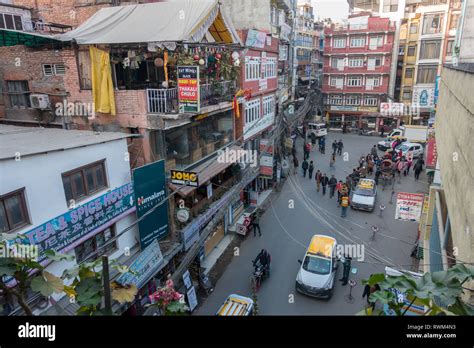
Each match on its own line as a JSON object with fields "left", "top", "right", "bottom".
{"left": 170, "top": 170, "right": 199, "bottom": 187}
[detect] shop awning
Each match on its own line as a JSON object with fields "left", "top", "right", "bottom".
{"left": 170, "top": 145, "right": 245, "bottom": 197}
{"left": 58, "top": 0, "right": 242, "bottom": 45}
{"left": 0, "top": 28, "right": 69, "bottom": 47}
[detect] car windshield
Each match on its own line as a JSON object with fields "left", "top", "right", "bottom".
{"left": 397, "top": 144, "right": 409, "bottom": 152}
{"left": 354, "top": 187, "right": 374, "bottom": 196}
{"left": 302, "top": 255, "right": 331, "bottom": 275}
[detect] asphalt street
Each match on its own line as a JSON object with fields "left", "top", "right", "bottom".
{"left": 195, "top": 132, "right": 430, "bottom": 315}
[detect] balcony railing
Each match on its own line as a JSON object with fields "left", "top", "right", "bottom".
{"left": 147, "top": 80, "right": 236, "bottom": 114}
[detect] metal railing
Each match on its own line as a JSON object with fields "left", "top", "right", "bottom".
{"left": 147, "top": 80, "right": 235, "bottom": 114}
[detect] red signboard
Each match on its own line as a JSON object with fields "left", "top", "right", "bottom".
{"left": 425, "top": 138, "right": 438, "bottom": 168}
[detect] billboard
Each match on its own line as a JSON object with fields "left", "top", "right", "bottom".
{"left": 177, "top": 66, "right": 200, "bottom": 113}
{"left": 170, "top": 170, "right": 199, "bottom": 187}
{"left": 413, "top": 86, "right": 435, "bottom": 108}
{"left": 245, "top": 29, "right": 266, "bottom": 48}
{"left": 425, "top": 138, "right": 438, "bottom": 169}
{"left": 133, "top": 160, "right": 169, "bottom": 249}
{"left": 395, "top": 192, "right": 425, "bottom": 222}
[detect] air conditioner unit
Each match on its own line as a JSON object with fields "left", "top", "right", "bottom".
{"left": 30, "top": 94, "right": 50, "bottom": 109}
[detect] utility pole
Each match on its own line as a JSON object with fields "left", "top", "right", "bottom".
{"left": 102, "top": 255, "right": 112, "bottom": 314}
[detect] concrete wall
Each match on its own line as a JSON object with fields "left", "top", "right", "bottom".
{"left": 221, "top": 0, "right": 271, "bottom": 32}
{"left": 436, "top": 65, "right": 474, "bottom": 303}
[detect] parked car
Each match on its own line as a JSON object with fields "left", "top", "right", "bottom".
{"left": 216, "top": 294, "right": 254, "bottom": 316}
{"left": 298, "top": 122, "right": 328, "bottom": 139}
{"left": 377, "top": 136, "right": 407, "bottom": 151}
{"left": 396, "top": 142, "right": 424, "bottom": 159}
{"left": 296, "top": 235, "right": 338, "bottom": 299}
{"left": 351, "top": 178, "right": 377, "bottom": 212}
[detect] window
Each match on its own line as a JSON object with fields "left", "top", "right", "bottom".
{"left": 420, "top": 40, "right": 441, "bottom": 59}
{"left": 7, "top": 80, "right": 30, "bottom": 108}
{"left": 331, "top": 57, "right": 345, "bottom": 70}
{"left": 345, "top": 95, "right": 361, "bottom": 105}
{"left": 62, "top": 160, "right": 108, "bottom": 203}
{"left": 417, "top": 65, "right": 438, "bottom": 84}
{"left": 78, "top": 50, "right": 92, "bottom": 89}
{"left": 329, "top": 94, "right": 343, "bottom": 105}
{"left": 405, "top": 67, "right": 414, "bottom": 78}
{"left": 333, "top": 37, "right": 346, "bottom": 48}
{"left": 366, "top": 76, "right": 381, "bottom": 88}
{"left": 407, "top": 46, "right": 416, "bottom": 56}
{"left": 409, "top": 23, "right": 418, "bottom": 34}
{"left": 330, "top": 76, "right": 344, "bottom": 88}
{"left": 399, "top": 46, "right": 405, "bottom": 55}
{"left": 449, "top": 13, "right": 459, "bottom": 30}
{"left": 422, "top": 14, "right": 444, "bottom": 35}
{"left": 262, "top": 95, "right": 275, "bottom": 117}
{"left": 43, "top": 64, "right": 66, "bottom": 76}
{"left": 264, "top": 57, "right": 277, "bottom": 78}
{"left": 349, "top": 57, "right": 364, "bottom": 67}
{"left": 367, "top": 56, "right": 382, "bottom": 70}
{"left": 0, "top": 188, "right": 30, "bottom": 233}
{"left": 403, "top": 89, "right": 412, "bottom": 100}
{"left": 0, "top": 13, "right": 23, "bottom": 30}
{"left": 350, "top": 36, "right": 365, "bottom": 47}
{"left": 369, "top": 35, "right": 384, "bottom": 49}
{"left": 245, "top": 57, "right": 261, "bottom": 81}
{"left": 74, "top": 226, "right": 117, "bottom": 263}
{"left": 347, "top": 76, "right": 362, "bottom": 87}
{"left": 446, "top": 40, "right": 454, "bottom": 56}
{"left": 245, "top": 98, "right": 261, "bottom": 125}
{"left": 364, "top": 96, "right": 378, "bottom": 106}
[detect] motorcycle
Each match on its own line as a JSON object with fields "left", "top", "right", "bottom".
{"left": 251, "top": 257, "right": 271, "bottom": 292}
{"left": 199, "top": 268, "right": 214, "bottom": 295}
{"left": 359, "top": 128, "right": 375, "bottom": 136}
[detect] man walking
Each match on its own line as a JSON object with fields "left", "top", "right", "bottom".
{"left": 332, "top": 140, "right": 338, "bottom": 155}
{"left": 414, "top": 158, "right": 424, "bottom": 180}
{"left": 251, "top": 210, "right": 262, "bottom": 237}
{"left": 302, "top": 159, "right": 309, "bottom": 177}
{"left": 339, "top": 254, "right": 352, "bottom": 285}
{"left": 315, "top": 170, "right": 322, "bottom": 192}
{"left": 336, "top": 180, "right": 343, "bottom": 203}
{"left": 321, "top": 173, "right": 329, "bottom": 195}
{"left": 340, "top": 193, "right": 350, "bottom": 218}
{"left": 328, "top": 175, "right": 338, "bottom": 198}
{"left": 337, "top": 139, "right": 344, "bottom": 156}
{"left": 293, "top": 156, "right": 299, "bottom": 175}
{"left": 371, "top": 145, "right": 378, "bottom": 158}
{"left": 308, "top": 161, "right": 314, "bottom": 179}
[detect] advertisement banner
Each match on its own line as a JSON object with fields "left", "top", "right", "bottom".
{"left": 425, "top": 138, "right": 438, "bottom": 168}
{"left": 116, "top": 239, "right": 164, "bottom": 289}
{"left": 133, "top": 160, "right": 169, "bottom": 249}
{"left": 395, "top": 192, "right": 425, "bottom": 222}
{"left": 178, "top": 66, "right": 200, "bottom": 113}
{"left": 413, "top": 87, "right": 435, "bottom": 108}
{"left": 14, "top": 183, "right": 135, "bottom": 264}
{"left": 260, "top": 139, "right": 274, "bottom": 177}
{"left": 246, "top": 29, "right": 266, "bottom": 48}
{"left": 170, "top": 170, "right": 199, "bottom": 187}
{"left": 434, "top": 76, "right": 441, "bottom": 106}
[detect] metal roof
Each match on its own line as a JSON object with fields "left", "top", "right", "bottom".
{"left": 0, "top": 125, "right": 136, "bottom": 160}
{"left": 0, "top": 28, "right": 69, "bottom": 47}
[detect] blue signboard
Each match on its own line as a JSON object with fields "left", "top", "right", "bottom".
{"left": 16, "top": 183, "right": 135, "bottom": 263}
{"left": 434, "top": 76, "right": 441, "bottom": 105}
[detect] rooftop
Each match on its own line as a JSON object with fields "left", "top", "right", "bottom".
{"left": 0, "top": 125, "right": 136, "bottom": 161}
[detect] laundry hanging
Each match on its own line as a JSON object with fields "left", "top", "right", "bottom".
{"left": 90, "top": 46, "right": 116, "bottom": 115}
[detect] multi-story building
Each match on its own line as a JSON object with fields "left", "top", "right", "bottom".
{"left": 322, "top": 14, "right": 396, "bottom": 131}
{"left": 295, "top": 0, "right": 318, "bottom": 88}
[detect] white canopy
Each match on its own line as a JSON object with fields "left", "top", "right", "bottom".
{"left": 58, "top": 0, "right": 242, "bottom": 45}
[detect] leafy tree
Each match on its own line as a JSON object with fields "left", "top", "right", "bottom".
{"left": 358, "top": 264, "right": 474, "bottom": 316}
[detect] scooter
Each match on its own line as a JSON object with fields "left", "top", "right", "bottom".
{"left": 359, "top": 128, "right": 375, "bottom": 136}
{"left": 198, "top": 268, "right": 214, "bottom": 295}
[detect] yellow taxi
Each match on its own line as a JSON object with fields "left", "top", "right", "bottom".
{"left": 351, "top": 178, "right": 377, "bottom": 212}
{"left": 216, "top": 294, "right": 254, "bottom": 316}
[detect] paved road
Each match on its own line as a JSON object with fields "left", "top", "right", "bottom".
{"left": 195, "top": 132, "right": 429, "bottom": 315}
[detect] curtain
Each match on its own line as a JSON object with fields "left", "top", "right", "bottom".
{"left": 90, "top": 46, "right": 116, "bottom": 115}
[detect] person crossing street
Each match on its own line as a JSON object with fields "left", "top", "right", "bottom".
{"left": 328, "top": 175, "right": 338, "bottom": 198}
{"left": 308, "top": 161, "right": 314, "bottom": 179}
{"left": 321, "top": 173, "right": 329, "bottom": 195}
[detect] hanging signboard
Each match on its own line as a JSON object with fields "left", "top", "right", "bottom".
{"left": 13, "top": 183, "right": 135, "bottom": 264}
{"left": 395, "top": 192, "right": 425, "bottom": 222}
{"left": 133, "top": 160, "right": 169, "bottom": 249}
{"left": 116, "top": 239, "right": 164, "bottom": 289}
{"left": 425, "top": 138, "right": 438, "bottom": 169}
{"left": 412, "top": 86, "right": 435, "bottom": 109}
{"left": 170, "top": 170, "right": 199, "bottom": 187}
{"left": 178, "top": 66, "right": 200, "bottom": 113}
{"left": 246, "top": 29, "right": 266, "bottom": 48}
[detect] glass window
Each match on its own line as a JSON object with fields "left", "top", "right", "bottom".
{"left": 409, "top": 23, "right": 418, "bottom": 34}
{"left": 403, "top": 90, "right": 412, "bottom": 100}
{"left": 449, "top": 13, "right": 459, "bottom": 30}
{"left": 345, "top": 95, "right": 361, "bottom": 105}
{"left": 420, "top": 40, "right": 441, "bottom": 59}
{"left": 62, "top": 161, "right": 108, "bottom": 203}
{"left": 303, "top": 255, "right": 331, "bottom": 275}
{"left": 7, "top": 80, "right": 30, "bottom": 108}
{"left": 74, "top": 226, "right": 117, "bottom": 263}
{"left": 347, "top": 76, "right": 362, "bottom": 87}
{"left": 0, "top": 189, "right": 29, "bottom": 233}
{"left": 364, "top": 96, "right": 378, "bottom": 106}
{"left": 446, "top": 40, "right": 455, "bottom": 56}
{"left": 329, "top": 95, "right": 343, "bottom": 105}
{"left": 422, "top": 14, "right": 444, "bottom": 35}
{"left": 405, "top": 68, "right": 414, "bottom": 78}
{"left": 333, "top": 37, "right": 346, "bottom": 48}
{"left": 417, "top": 65, "right": 438, "bottom": 84}
{"left": 407, "top": 46, "right": 416, "bottom": 56}
{"left": 349, "top": 57, "right": 364, "bottom": 67}
{"left": 350, "top": 36, "right": 365, "bottom": 47}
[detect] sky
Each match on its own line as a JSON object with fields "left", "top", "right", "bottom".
{"left": 311, "top": 0, "right": 349, "bottom": 23}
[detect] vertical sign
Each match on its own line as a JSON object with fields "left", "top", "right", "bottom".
{"left": 178, "top": 66, "right": 200, "bottom": 113}
{"left": 133, "top": 160, "right": 169, "bottom": 249}
{"left": 425, "top": 138, "right": 438, "bottom": 169}
{"left": 259, "top": 52, "right": 267, "bottom": 91}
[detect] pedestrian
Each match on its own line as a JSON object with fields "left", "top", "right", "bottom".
{"left": 291, "top": 146, "right": 296, "bottom": 159}
{"left": 330, "top": 153, "right": 336, "bottom": 169}
{"left": 315, "top": 170, "right": 322, "bottom": 192}
{"left": 406, "top": 152, "right": 413, "bottom": 174}
{"left": 328, "top": 175, "right": 338, "bottom": 198}
{"left": 397, "top": 158, "right": 404, "bottom": 178}
{"left": 308, "top": 161, "right": 314, "bottom": 179}
{"left": 339, "top": 254, "right": 352, "bottom": 285}
{"left": 414, "top": 158, "right": 424, "bottom": 180}
{"left": 306, "top": 142, "right": 311, "bottom": 155}
{"left": 362, "top": 283, "right": 381, "bottom": 310}
{"left": 321, "top": 173, "right": 329, "bottom": 195}
{"left": 321, "top": 137, "right": 326, "bottom": 154}
{"left": 318, "top": 137, "right": 323, "bottom": 153}
{"left": 374, "top": 167, "right": 381, "bottom": 185}
{"left": 340, "top": 193, "right": 350, "bottom": 218}
{"left": 358, "top": 156, "right": 365, "bottom": 169}
{"left": 371, "top": 145, "right": 377, "bottom": 157}
{"left": 332, "top": 140, "right": 338, "bottom": 155}
{"left": 293, "top": 156, "right": 299, "bottom": 175}
{"left": 311, "top": 133, "right": 316, "bottom": 147}
{"left": 303, "top": 143, "right": 308, "bottom": 160}
{"left": 302, "top": 158, "right": 309, "bottom": 177}
{"left": 345, "top": 176, "right": 352, "bottom": 196}
{"left": 380, "top": 126, "right": 385, "bottom": 138}
{"left": 251, "top": 209, "right": 262, "bottom": 237}
{"left": 337, "top": 139, "right": 344, "bottom": 156}
{"left": 336, "top": 180, "right": 343, "bottom": 203}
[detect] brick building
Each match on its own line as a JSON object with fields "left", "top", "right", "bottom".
{"left": 322, "top": 14, "right": 397, "bottom": 131}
